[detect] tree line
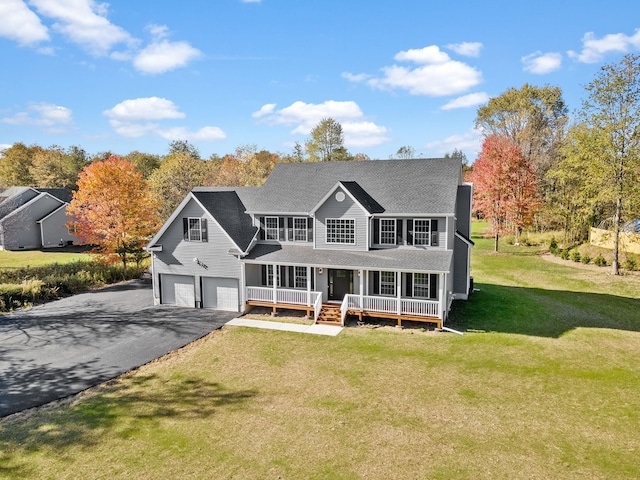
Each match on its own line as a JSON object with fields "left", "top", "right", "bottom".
{"left": 470, "top": 54, "right": 640, "bottom": 275}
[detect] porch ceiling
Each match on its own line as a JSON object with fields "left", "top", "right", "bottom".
{"left": 241, "top": 244, "right": 452, "bottom": 273}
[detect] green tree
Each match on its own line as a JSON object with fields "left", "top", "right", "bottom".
{"left": 391, "top": 145, "right": 416, "bottom": 159}
{"left": 168, "top": 140, "right": 201, "bottom": 159}
{"left": 475, "top": 84, "right": 568, "bottom": 198}
{"left": 444, "top": 148, "right": 471, "bottom": 178}
{"left": 29, "top": 145, "right": 87, "bottom": 189}
{"left": 305, "top": 118, "right": 352, "bottom": 162}
{"left": 122, "top": 151, "right": 161, "bottom": 179}
{"left": 564, "top": 54, "right": 640, "bottom": 274}
{"left": 0, "top": 143, "right": 39, "bottom": 187}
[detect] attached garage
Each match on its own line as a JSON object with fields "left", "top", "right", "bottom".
{"left": 202, "top": 277, "right": 239, "bottom": 311}
{"left": 161, "top": 274, "right": 195, "bottom": 307}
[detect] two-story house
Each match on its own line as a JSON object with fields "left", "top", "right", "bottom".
{"left": 146, "top": 158, "right": 473, "bottom": 329}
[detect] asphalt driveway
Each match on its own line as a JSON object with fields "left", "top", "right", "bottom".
{"left": 0, "top": 278, "right": 236, "bottom": 417}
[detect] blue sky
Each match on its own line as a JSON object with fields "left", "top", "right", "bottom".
{"left": 1, "top": 0, "right": 639, "bottom": 161}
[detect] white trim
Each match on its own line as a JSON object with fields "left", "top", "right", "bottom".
{"left": 293, "top": 217, "right": 308, "bottom": 242}
{"left": 186, "top": 217, "right": 203, "bottom": 241}
{"left": 309, "top": 182, "right": 373, "bottom": 217}
{"left": 264, "top": 216, "right": 279, "bottom": 240}
{"left": 325, "top": 218, "right": 356, "bottom": 245}
{"left": 455, "top": 231, "right": 475, "bottom": 247}
{"left": 413, "top": 218, "right": 431, "bottom": 246}
{"left": 379, "top": 218, "right": 396, "bottom": 245}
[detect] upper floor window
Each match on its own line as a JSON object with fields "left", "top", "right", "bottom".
{"left": 293, "top": 217, "right": 308, "bottom": 242}
{"left": 380, "top": 219, "right": 396, "bottom": 245}
{"left": 413, "top": 219, "right": 431, "bottom": 245}
{"left": 265, "top": 216, "right": 279, "bottom": 240}
{"left": 326, "top": 218, "right": 355, "bottom": 244}
{"left": 183, "top": 217, "right": 208, "bottom": 242}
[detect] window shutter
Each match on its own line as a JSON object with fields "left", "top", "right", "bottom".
{"left": 259, "top": 216, "right": 265, "bottom": 240}
{"left": 373, "top": 219, "right": 380, "bottom": 244}
{"left": 407, "top": 220, "right": 413, "bottom": 245}
{"left": 279, "top": 217, "right": 285, "bottom": 241}
{"left": 431, "top": 219, "right": 438, "bottom": 246}
{"left": 287, "top": 218, "right": 293, "bottom": 241}
{"left": 430, "top": 274, "right": 437, "bottom": 299}
{"left": 405, "top": 273, "right": 413, "bottom": 297}
{"left": 373, "top": 271, "right": 380, "bottom": 295}
{"left": 261, "top": 265, "right": 267, "bottom": 286}
{"left": 307, "top": 218, "right": 313, "bottom": 242}
{"left": 311, "top": 271, "right": 315, "bottom": 290}
{"left": 288, "top": 266, "right": 294, "bottom": 288}
{"left": 201, "top": 219, "right": 208, "bottom": 242}
{"left": 183, "top": 218, "right": 189, "bottom": 241}
{"left": 396, "top": 219, "right": 403, "bottom": 245}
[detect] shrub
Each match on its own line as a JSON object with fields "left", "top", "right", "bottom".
{"left": 560, "top": 249, "right": 570, "bottom": 260}
{"left": 504, "top": 235, "right": 515, "bottom": 245}
{"left": 594, "top": 255, "right": 607, "bottom": 267}
{"left": 624, "top": 258, "right": 638, "bottom": 271}
{"left": 581, "top": 254, "right": 591, "bottom": 264}
{"left": 549, "top": 237, "right": 558, "bottom": 255}
{"left": 571, "top": 251, "right": 581, "bottom": 262}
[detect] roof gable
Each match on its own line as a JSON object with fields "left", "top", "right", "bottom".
{"left": 310, "top": 181, "right": 384, "bottom": 216}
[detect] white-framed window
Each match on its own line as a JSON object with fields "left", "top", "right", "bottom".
{"left": 294, "top": 217, "right": 308, "bottom": 242}
{"left": 189, "top": 218, "right": 202, "bottom": 241}
{"left": 380, "top": 219, "right": 396, "bottom": 245}
{"left": 413, "top": 273, "right": 430, "bottom": 298}
{"left": 266, "top": 265, "right": 282, "bottom": 287}
{"left": 414, "top": 219, "right": 431, "bottom": 246}
{"left": 380, "top": 271, "right": 396, "bottom": 296}
{"left": 265, "top": 216, "right": 279, "bottom": 240}
{"left": 326, "top": 218, "right": 355, "bottom": 244}
{"left": 294, "top": 266, "right": 307, "bottom": 289}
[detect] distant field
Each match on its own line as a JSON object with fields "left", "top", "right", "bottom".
{"left": 1, "top": 222, "right": 639, "bottom": 479}
{"left": 0, "top": 249, "right": 91, "bottom": 268}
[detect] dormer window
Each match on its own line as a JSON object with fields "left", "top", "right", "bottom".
{"left": 265, "top": 216, "right": 279, "bottom": 240}
{"left": 293, "top": 217, "right": 308, "bottom": 242}
{"left": 413, "top": 219, "right": 431, "bottom": 245}
{"left": 380, "top": 219, "right": 396, "bottom": 245}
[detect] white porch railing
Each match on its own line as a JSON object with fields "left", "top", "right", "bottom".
{"left": 246, "top": 286, "right": 321, "bottom": 308}
{"left": 313, "top": 293, "right": 323, "bottom": 323}
{"left": 342, "top": 294, "right": 440, "bottom": 322}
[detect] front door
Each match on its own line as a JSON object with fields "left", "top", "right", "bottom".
{"left": 328, "top": 269, "right": 353, "bottom": 301}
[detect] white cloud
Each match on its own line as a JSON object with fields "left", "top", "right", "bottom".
{"left": 30, "top": 0, "right": 136, "bottom": 55}
{"left": 341, "top": 72, "right": 372, "bottom": 83}
{"left": 0, "top": 102, "right": 73, "bottom": 133}
{"left": 568, "top": 30, "right": 640, "bottom": 63}
{"left": 0, "top": 0, "right": 49, "bottom": 45}
{"left": 424, "top": 128, "right": 483, "bottom": 158}
{"left": 252, "top": 103, "right": 276, "bottom": 118}
{"left": 103, "top": 97, "right": 186, "bottom": 121}
{"left": 349, "top": 45, "right": 482, "bottom": 97}
{"left": 395, "top": 45, "right": 450, "bottom": 64}
{"left": 0, "top": 144, "right": 12, "bottom": 153}
{"left": 253, "top": 100, "right": 391, "bottom": 148}
{"left": 103, "top": 97, "right": 225, "bottom": 141}
{"left": 156, "top": 126, "right": 226, "bottom": 142}
{"left": 445, "top": 42, "right": 483, "bottom": 57}
{"left": 132, "top": 24, "right": 202, "bottom": 74}
{"left": 441, "top": 92, "right": 490, "bottom": 110}
{"left": 522, "top": 51, "right": 562, "bottom": 74}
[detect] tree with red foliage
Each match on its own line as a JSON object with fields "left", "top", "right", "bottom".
{"left": 68, "top": 155, "right": 160, "bottom": 278}
{"left": 471, "top": 135, "right": 540, "bottom": 251}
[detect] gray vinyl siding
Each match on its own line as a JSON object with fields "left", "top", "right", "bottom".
{"left": 1, "top": 195, "right": 62, "bottom": 250}
{"left": 453, "top": 236, "right": 470, "bottom": 296}
{"left": 456, "top": 185, "right": 472, "bottom": 238}
{"left": 40, "top": 207, "right": 76, "bottom": 248}
{"left": 314, "top": 187, "right": 369, "bottom": 251}
{"left": 152, "top": 199, "right": 242, "bottom": 305}
{"left": 0, "top": 189, "right": 38, "bottom": 219}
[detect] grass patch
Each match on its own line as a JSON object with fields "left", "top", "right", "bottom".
{"left": 0, "top": 249, "right": 89, "bottom": 268}
{"left": 1, "top": 221, "right": 639, "bottom": 479}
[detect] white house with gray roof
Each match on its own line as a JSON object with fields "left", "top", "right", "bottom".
{"left": 146, "top": 158, "right": 473, "bottom": 329}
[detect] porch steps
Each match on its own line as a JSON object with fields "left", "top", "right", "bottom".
{"left": 316, "top": 303, "right": 342, "bottom": 326}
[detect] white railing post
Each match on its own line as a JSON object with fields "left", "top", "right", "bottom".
{"left": 306, "top": 266, "right": 311, "bottom": 306}
{"left": 272, "top": 264, "right": 278, "bottom": 304}
{"left": 396, "top": 271, "right": 402, "bottom": 316}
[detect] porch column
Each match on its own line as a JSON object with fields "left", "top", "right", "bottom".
{"left": 359, "top": 269, "right": 364, "bottom": 311}
{"left": 396, "top": 270, "right": 402, "bottom": 315}
{"left": 306, "top": 266, "right": 311, "bottom": 306}
{"left": 272, "top": 264, "right": 278, "bottom": 304}
{"left": 439, "top": 273, "right": 445, "bottom": 318}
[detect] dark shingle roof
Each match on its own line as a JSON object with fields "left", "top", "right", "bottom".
{"left": 192, "top": 189, "right": 258, "bottom": 252}
{"left": 243, "top": 243, "right": 452, "bottom": 273}
{"left": 339, "top": 181, "right": 385, "bottom": 214}
{"left": 243, "top": 158, "right": 461, "bottom": 215}
{"left": 37, "top": 188, "right": 73, "bottom": 203}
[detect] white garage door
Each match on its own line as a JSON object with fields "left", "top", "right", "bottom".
{"left": 161, "top": 274, "right": 195, "bottom": 307}
{"left": 202, "top": 277, "right": 239, "bottom": 311}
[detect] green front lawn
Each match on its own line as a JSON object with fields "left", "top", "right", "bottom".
{"left": 1, "top": 223, "right": 639, "bottom": 479}
{"left": 0, "top": 249, "right": 89, "bottom": 268}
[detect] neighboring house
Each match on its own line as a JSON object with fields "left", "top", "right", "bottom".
{"left": 0, "top": 187, "right": 77, "bottom": 250}
{"left": 146, "top": 158, "right": 473, "bottom": 329}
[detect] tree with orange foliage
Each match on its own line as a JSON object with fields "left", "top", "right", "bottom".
{"left": 471, "top": 135, "right": 540, "bottom": 251}
{"left": 68, "top": 155, "right": 160, "bottom": 278}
